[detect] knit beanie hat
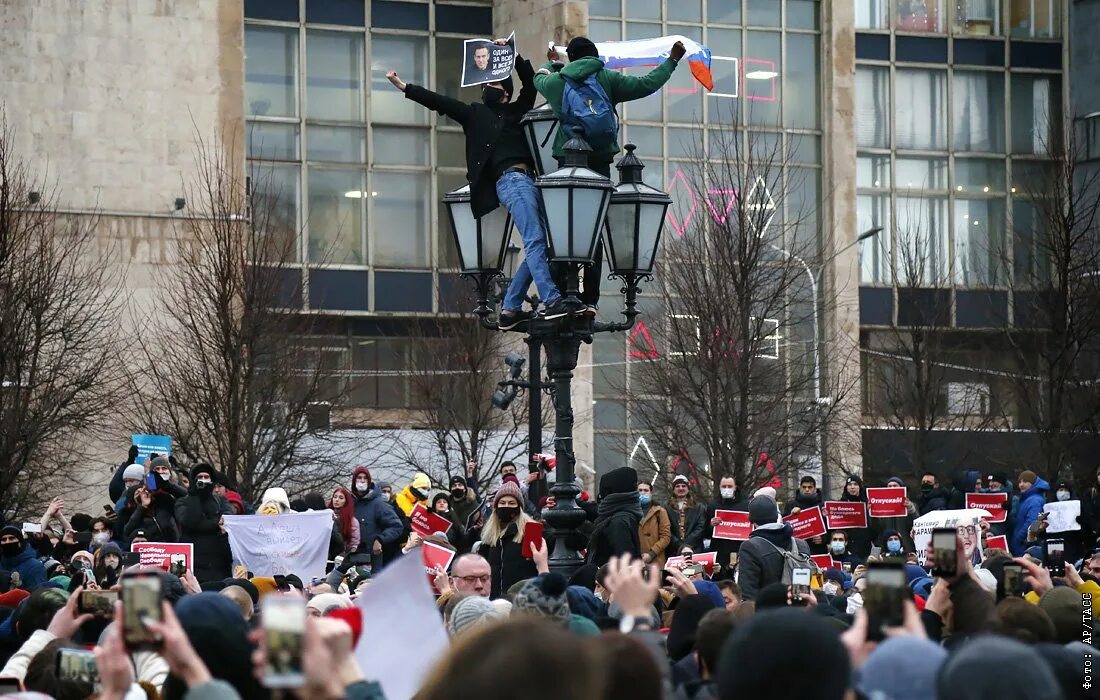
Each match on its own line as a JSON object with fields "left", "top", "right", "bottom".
{"left": 753, "top": 486, "right": 778, "bottom": 500}
{"left": 149, "top": 456, "right": 171, "bottom": 471}
{"left": 449, "top": 475, "right": 468, "bottom": 488}
{"left": 748, "top": 495, "right": 780, "bottom": 526}
{"left": 306, "top": 593, "right": 353, "bottom": 616}
{"left": 859, "top": 637, "right": 947, "bottom": 700}
{"left": 411, "top": 473, "right": 432, "bottom": 491}
{"left": 0, "top": 526, "right": 24, "bottom": 544}
{"left": 599, "top": 466, "right": 638, "bottom": 498}
{"left": 512, "top": 573, "right": 570, "bottom": 623}
{"left": 1039, "top": 586, "right": 1081, "bottom": 644}
{"left": 123, "top": 463, "right": 146, "bottom": 481}
{"left": 250, "top": 576, "right": 279, "bottom": 597}
{"left": 937, "top": 636, "right": 1059, "bottom": 700}
{"left": 448, "top": 595, "right": 503, "bottom": 636}
{"left": 566, "top": 36, "right": 599, "bottom": 61}
{"left": 886, "top": 476, "right": 906, "bottom": 488}
{"left": 493, "top": 480, "right": 524, "bottom": 508}
{"left": 1019, "top": 470, "right": 1038, "bottom": 486}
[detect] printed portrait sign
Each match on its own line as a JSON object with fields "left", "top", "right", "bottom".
{"left": 131, "top": 542, "right": 193, "bottom": 574}
{"left": 461, "top": 32, "right": 517, "bottom": 87}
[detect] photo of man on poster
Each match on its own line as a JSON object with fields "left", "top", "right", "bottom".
{"left": 461, "top": 33, "right": 516, "bottom": 87}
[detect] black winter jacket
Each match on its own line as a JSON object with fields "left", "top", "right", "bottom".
{"left": 402, "top": 57, "right": 537, "bottom": 218}
{"left": 124, "top": 490, "right": 181, "bottom": 543}
{"left": 174, "top": 489, "right": 233, "bottom": 582}
{"left": 736, "top": 523, "right": 810, "bottom": 601}
{"left": 705, "top": 495, "right": 749, "bottom": 575}
{"left": 479, "top": 522, "right": 537, "bottom": 600}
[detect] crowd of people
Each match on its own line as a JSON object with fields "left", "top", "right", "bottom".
{"left": 0, "top": 440, "right": 1095, "bottom": 699}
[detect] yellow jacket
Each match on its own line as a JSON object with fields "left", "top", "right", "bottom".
{"left": 395, "top": 485, "right": 427, "bottom": 517}
{"left": 1025, "top": 579, "right": 1100, "bottom": 605}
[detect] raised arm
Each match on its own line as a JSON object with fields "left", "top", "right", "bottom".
{"left": 514, "top": 56, "right": 537, "bottom": 112}
{"left": 605, "top": 41, "right": 686, "bottom": 102}
{"left": 387, "top": 70, "right": 471, "bottom": 126}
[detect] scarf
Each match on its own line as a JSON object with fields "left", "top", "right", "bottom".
{"left": 596, "top": 491, "right": 643, "bottom": 520}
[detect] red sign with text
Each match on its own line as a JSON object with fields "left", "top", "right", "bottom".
{"left": 712, "top": 510, "right": 752, "bottom": 541}
{"left": 811, "top": 554, "right": 840, "bottom": 571}
{"left": 132, "top": 542, "right": 193, "bottom": 573}
{"left": 965, "top": 492, "right": 1008, "bottom": 523}
{"left": 410, "top": 504, "right": 454, "bottom": 537}
{"left": 984, "top": 535, "right": 1009, "bottom": 552}
{"left": 824, "top": 501, "right": 868, "bottom": 529}
{"left": 665, "top": 551, "right": 718, "bottom": 574}
{"left": 422, "top": 540, "right": 457, "bottom": 594}
{"left": 783, "top": 506, "right": 827, "bottom": 540}
{"left": 866, "top": 487, "right": 907, "bottom": 518}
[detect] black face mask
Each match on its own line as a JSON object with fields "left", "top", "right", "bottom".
{"left": 921, "top": 484, "right": 934, "bottom": 494}
{"left": 451, "top": 488, "right": 466, "bottom": 499}
{"left": 1, "top": 542, "right": 20, "bottom": 557}
{"left": 410, "top": 487, "right": 427, "bottom": 501}
{"left": 482, "top": 86, "right": 506, "bottom": 104}
{"left": 496, "top": 506, "right": 519, "bottom": 523}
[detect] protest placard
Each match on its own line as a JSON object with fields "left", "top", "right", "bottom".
{"left": 984, "top": 534, "right": 1009, "bottom": 552}
{"left": 461, "top": 32, "right": 516, "bottom": 87}
{"left": 132, "top": 434, "right": 172, "bottom": 463}
{"left": 422, "top": 540, "right": 457, "bottom": 594}
{"left": 824, "top": 501, "right": 868, "bottom": 529}
{"left": 965, "top": 492, "right": 1008, "bottom": 523}
{"left": 1043, "top": 500, "right": 1082, "bottom": 533}
{"left": 783, "top": 506, "right": 827, "bottom": 540}
{"left": 665, "top": 551, "right": 718, "bottom": 573}
{"left": 811, "top": 554, "right": 839, "bottom": 571}
{"left": 866, "top": 487, "right": 907, "bottom": 518}
{"left": 711, "top": 510, "right": 752, "bottom": 541}
{"left": 224, "top": 511, "right": 333, "bottom": 583}
{"left": 912, "top": 509, "right": 986, "bottom": 567}
{"left": 410, "top": 504, "right": 454, "bottom": 538}
{"left": 131, "top": 542, "right": 193, "bottom": 574}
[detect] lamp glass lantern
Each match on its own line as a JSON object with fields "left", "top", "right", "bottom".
{"left": 605, "top": 145, "right": 670, "bottom": 277}
{"left": 536, "top": 137, "right": 613, "bottom": 264}
{"left": 442, "top": 185, "right": 513, "bottom": 274}
{"left": 521, "top": 103, "right": 559, "bottom": 177}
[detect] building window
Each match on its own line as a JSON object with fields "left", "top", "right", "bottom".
{"left": 858, "top": 194, "right": 892, "bottom": 284}
{"left": 895, "top": 69, "right": 947, "bottom": 150}
{"left": 856, "top": 65, "right": 889, "bottom": 148}
{"left": 1082, "top": 115, "right": 1100, "bottom": 161}
{"left": 1008, "top": 0, "right": 1061, "bottom": 39}
{"left": 1011, "top": 74, "right": 1062, "bottom": 155}
{"left": 246, "top": 26, "right": 298, "bottom": 117}
{"left": 306, "top": 31, "right": 365, "bottom": 121}
{"left": 952, "top": 71, "right": 1005, "bottom": 153}
{"left": 896, "top": 196, "right": 949, "bottom": 285}
{"left": 953, "top": 198, "right": 1006, "bottom": 286}
{"left": 895, "top": 0, "right": 944, "bottom": 33}
{"left": 307, "top": 167, "right": 365, "bottom": 265}
{"left": 856, "top": 0, "right": 890, "bottom": 29}
{"left": 953, "top": 0, "right": 1000, "bottom": 36}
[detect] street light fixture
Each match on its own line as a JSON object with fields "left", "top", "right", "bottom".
{"left": 536, "top": 134, "right": 614, "bottom": 267}
{"left": 442, "top": 184, "right": 514, "bottom": 313}
{"left": 520, "top": 103, "right": 559, "bottom": 177}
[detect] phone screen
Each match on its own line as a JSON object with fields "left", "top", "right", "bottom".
{"left": 79, "top": 590, "right": 119, "bottom": 617}
{"left": 1001, "top": 563, "right": 1023, "bottom": 599}
{"left": 865, "top": 563, "right": 907, "bottom": 642}
{"left": 55, "top": 648, "right": 99, "bottom": 686}
{"left": 263, "top": 595, "right": 306, "bottom": 688}
{"left": 122, "top": 573, "right": 163, "bottom": 648}
{"left": 1046, "top": 539, "right": 1066, "bottom": 576}
{"left": 146, "top": 473, "right": 158, "bottom": 490}
{"left": 791, "top": 567, "right": 812, "bottom": 602}
{"left": 0, "top": 677, "right": 21, "bottom": 694}
{"left": 521, "top": 521, "right": 544, "bottom": 559}
{"left": 931, "top": 529, "right": 958, "bottom": 578}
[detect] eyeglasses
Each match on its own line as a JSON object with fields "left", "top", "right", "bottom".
{"left": 454, "top": 575, "right": 490, "bottom": 585}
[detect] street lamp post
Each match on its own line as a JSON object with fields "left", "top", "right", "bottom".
{"left": 444, "top": 139, "right": 670, "bottom": 576}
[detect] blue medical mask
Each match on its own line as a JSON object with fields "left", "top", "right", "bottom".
{"left": 639, "top": 494, "right": 651, "bottom": 507}
{"left": 887, "top": 539, "right": 902, "bottom": 553}
{"left": 830, "top": 541, "right": 846, "bottom": 555}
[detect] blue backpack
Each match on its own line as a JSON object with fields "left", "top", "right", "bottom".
{"left": 561, "top": 73, "right": 618, "bottom": 150}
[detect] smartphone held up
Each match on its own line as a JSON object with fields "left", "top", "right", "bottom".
{"left": 122, "top": 571, "right": 164, "bottom": 649}
{"left": 263, "top": 595, "right": 307, "bottom": 688}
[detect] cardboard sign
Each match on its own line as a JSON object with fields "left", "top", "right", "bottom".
{"left": 783, "top": 506, "right": 827, "bottom": 540}
{"left": 665, "top": 551, "right": 718, "bottom": 573}
{"left": 132, "top": 434, "right": 172, "bottom": 463}
{"left": 824, "top": 501, "right": 868, "bottom": 530}
{"left": 461, "top": 32, "right": 517, "bottom": 87}
{"left": 866, "top": 487, "right": 907, "bottom": 518}
{"left": 132, "top": 542, "right": 193, "bottom": 573}
{"left": 984, "top": 534, "right": 1009, "bottom": 552}
{"left": 1043, "top": 500, "right": 1082, "bottom": 533}
{"left": 965, "top": 492, "right": 1008, "bottom": 523}
{"left": 811, "top": 554, "right": 840, "bottom": 571}
{"left": 912, "top": 509, "right": 986, "bottom": 567}
{"left": 712, "top": 510, "right": 752, "bottom": 541}
{"left": 410, "top": 504, "right": 454, "bottom": 538}
{"left": 421, "top": 541, "right": 457, "bottom": 594}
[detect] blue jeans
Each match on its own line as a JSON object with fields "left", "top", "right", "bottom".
{"left": 498, "top": 171, "right": 561, "bottom": 312}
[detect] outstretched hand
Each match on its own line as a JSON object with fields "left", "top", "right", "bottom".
{"left": 670, "top": 41, "right": 686, "bottom": 61}
{"left": 385, "top": 70, "right": 407, "bottom": 92}
{"left": 604, "top": 554, "right": 660, "bottom": 619}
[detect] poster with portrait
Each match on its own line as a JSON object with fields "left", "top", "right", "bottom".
{"left": 911, "top": 509, "right": 989, "bottom": 567}
{"left": 461, "top": 32, "right": 516, "bottom": 87}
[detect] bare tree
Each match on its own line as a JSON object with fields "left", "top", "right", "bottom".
{"left": 0, "top": 116, "right": 126, "bottom": 518}
{"left": 620, "top": 127, "right": 854, "bottom": 498}
{"left": 131, "top": 138, "right": 343, "bottom": 501}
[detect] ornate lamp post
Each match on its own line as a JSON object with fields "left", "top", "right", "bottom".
{"left": 520, "top": 104, "right": 559, "bottom": 177}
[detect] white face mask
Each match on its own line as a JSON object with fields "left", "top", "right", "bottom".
{"left": 1057, "top": 490, "right": 1071, "bottom": 501}
{"left": 720, "top": 487, "right": 736, "bottom": 499}
{"left": 593, "top": 590, "right": 604, "bottom": 602}
{"left": 92, "top": 532, "right": 109, "bottom": 545}
{"left": 822, "top": 582, "right": 838, "bottom": 596}
{"left": 846, "top": 592, "right": 863, "bottom": 615}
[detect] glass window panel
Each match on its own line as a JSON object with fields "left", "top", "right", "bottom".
{"left": 625, "top": 0, "right": 660, "bottom": 20}
{"left": 791, "top": 134, "right": 821, "bottom": 164}
{"left": 1011, "top": 74, "right": 1062, "bottom": 155}
{"left": 953, "top": 0, "right": 1000, "bottom": 36}
{"left": 306, "top": 0, "right": 365, "bottom": 26}
{"left": 952, "top": 71, "right": 1005, "bottom": 152}
{"left": 248, "top": 122, "right": 298, "bottom": 160}
{"left": 589, "top": 19, "right": 622, "bottom": 43}
{"left": 857, "top": 155, "right": 891, "bottom": 188}
{"left": 589, "top": 0, "right": 621, "bottom": 17}
{"left": 436, "top": 130, "right": 465, "bottom": 168}
{"left": 307, "top": 167, "right": 364, "bottom": 264}
{"left": 668, "top": 0, "right": 702, "bottom": 23}
{"left": 626, "top": 22, "right": 661, "bottom": 40}
{"left": 787, "top": 167, "right": 820, "bottom": 253}
{"left": 785, "top": 33, "right": 820, "bottom": 129}
{"left": 668, "top": 128, "right": 699, "bottom": 159}
{"left": 896, "top": 196, "right": 949, "bottom": 285}
{"left": 707, "top": 28, "right": 742, "bottom": 125}
{"left": 744, "top": 31, "right": 781, "bottom": 126}
{"left": 667, "top": 56, "right": 704, "bottom": 123}
{"left": 594, "top": 434, "right": 628, "bottom": 474}
{"left": 371, "top": 35, "right": 428, "bottom": 125}
{"left": 626, "top": 126, "right": 662, "bottom": 157}
{"left": 954, "top": 198, "right": 1006, "bottom": 286}
{"left": 1008, "top": 0, "right": 1061, "bottom": 38}
{"left": 306, "top": 30, "right": 364, "bottom": 121}
{"left": 250, "top": 162, "right": 301, "bottom": 262}
{"left": 895, "top": 69, "right": 947, "bottom": 150}
{"left": 624, "top": 66, "right": 663, "bottom": 121}
{"left": 897, "top": 157, "right": 948, "bottom": 190}
{"left": 594, "top": 336, "right": 626, "bottom": 395}
{"left": 855, "top": 0, "right": 889, "bottom": 28}
{"left": 858, "top": 194, "right": 892, "bottom": 284}
{"left": 594, "top": 400, "right": 627, "bottom": 430}
{"left": 746, "top": 0, "right": 780, "bottom": 26}
{"left": 306, "top": 125, "right": 366, "bottom": 163}
{"left": 895, "top": 0, "right": 945, "bottom": 33}
{"left": 1010, "top": 160, "right": 1057, "bottom": 194}
{"left": 375, "top": 339, "right": 409, "bottom": 408}
{"left": 788, "top": 0, "right": 819, "bottom": 29}
{"left": 1012, "top": 199, "right": 1050, "bottom": 286}
{"left": 707, "top": 0, "right": 741, "bottom": 24}
{"left": 437, "top": 170, "right": 466, "bottom": 268}
{"left": 435, "top": 38, "right": 481, "bottom": 127}
{"left": 245, "top": 26, "right": 298, "bottom": 117}
{"left": 855, "top": 66, "right": 889, "bottom": 148}
{"left": 955, "top": 158, "right": 1005, "bottom": 192}
{"left": 372, "top": 127, "right": 429, "bottom": 165}
{"left": 372, "top": 171, "right": 429, "bottom": 268}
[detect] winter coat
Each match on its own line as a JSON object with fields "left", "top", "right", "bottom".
{"left": 125, "top": 490, "right": 181, "bottom": 543}
{"left": 917, "top": 487, "right": 950, "bottom": 516}
{"left": 449, "top": 489, "right": 482, "bottom": 531}
{"left": 534, "top": 55, "right": 679, "bottom": 161}
{"left": 402, "top": 57, "right": 537, "bottom": 218}
{"left": 1012, "top": 478, "right": 1050, "bottom": 556}
{"left": 586, "top": 493, "right": 643, "bottom": 568}
{"left": 667, "top": 500, "right": 707, "bottom": 555}
{"left": 639, "top": 503, "right": 672, "bottom": 568}
{"left": 705, "top": 494, "right": 749, "bottom": 577}
{"left": 0, "top": 544, "right": 46, "bottom": 590}
{"left": 479, "top": 522, "right": 537, "bottom": 599}
{"left": 351, "top": 484, "right": 403, "bottom": 556}
{"left": 736, "top": 523, "right": 810, "bottom": 601}
{"left": 838, "top": 489, "right": 873, "bottom": 558}
{"left": 174, "top": 488, "right": 234, "bottom": 582}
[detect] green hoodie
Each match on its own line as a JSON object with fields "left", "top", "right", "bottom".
{"left": 533, "top": 56, "right": 679, "bottom": 160}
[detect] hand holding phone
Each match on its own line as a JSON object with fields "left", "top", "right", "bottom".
{"left": 55, "top": 648, "right": 98, "bottom": 686}
{"left": 1045, "top": 539, "right": 1066, "bottom": 577}
{"left": 262, "top": 595, "right": 306, "bottom": 688}
{"left": 930, "top": 528, "right": 958, "bottom": 578}
{"left": 521, "top": 521, "right": 544, "bottom": 560}
{"left": 1000, "top": 563, "right": 1023, "bottom": 600}
{"left": 864, "top": 561, "right": 907, "bottom": 642}
{"left": 122, "top": 572, "right": 164, "bottom": 649}
{"left": 78, "top": 590, "right": 120, "bottom": 617}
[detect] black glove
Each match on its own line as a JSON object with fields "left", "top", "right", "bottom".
{"left": 336, "top": 555, "right": 355, "bottom": 574}
{"left": 128, "top": 445, "right": 139, "bottom": 463}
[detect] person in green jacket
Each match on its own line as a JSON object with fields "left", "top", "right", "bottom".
{"left": 533, "top": 36, "right": 684, "bottom": 309}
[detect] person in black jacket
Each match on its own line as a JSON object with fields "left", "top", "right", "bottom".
{"left": 705, "top": 475, "right": 748, "bottom": 580}
{"left": 918, "top": 472, "right": 950, "bottom": 515}
{"left": 736, "top": 496, "right": 811, "bottom": 601}
{"left": 586, "top": 467, "right": 643, "bottom": 567}
{"left": 838, "top": 475, "right": 872, "bottom": 558}
{"left": 668, "top": 474, "right": 707, "bottom": 556}
{"left": 123, "top": 481, "right": 182, "bottom": 544}
{"left": 385, "top": 39, "right": 569, "bottom": 328}
{"left": 474, "top": 480, "right": 537, "bottom": 599}
{"left": 784, "top": 475, "right": 824, "bottom": 516}
{"left": 174, "top": 463, "right": 234, "bottom": 582}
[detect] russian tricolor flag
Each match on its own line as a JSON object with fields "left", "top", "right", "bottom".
{"left": 552, "top": 34, "right": 714, "bottom": 91}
